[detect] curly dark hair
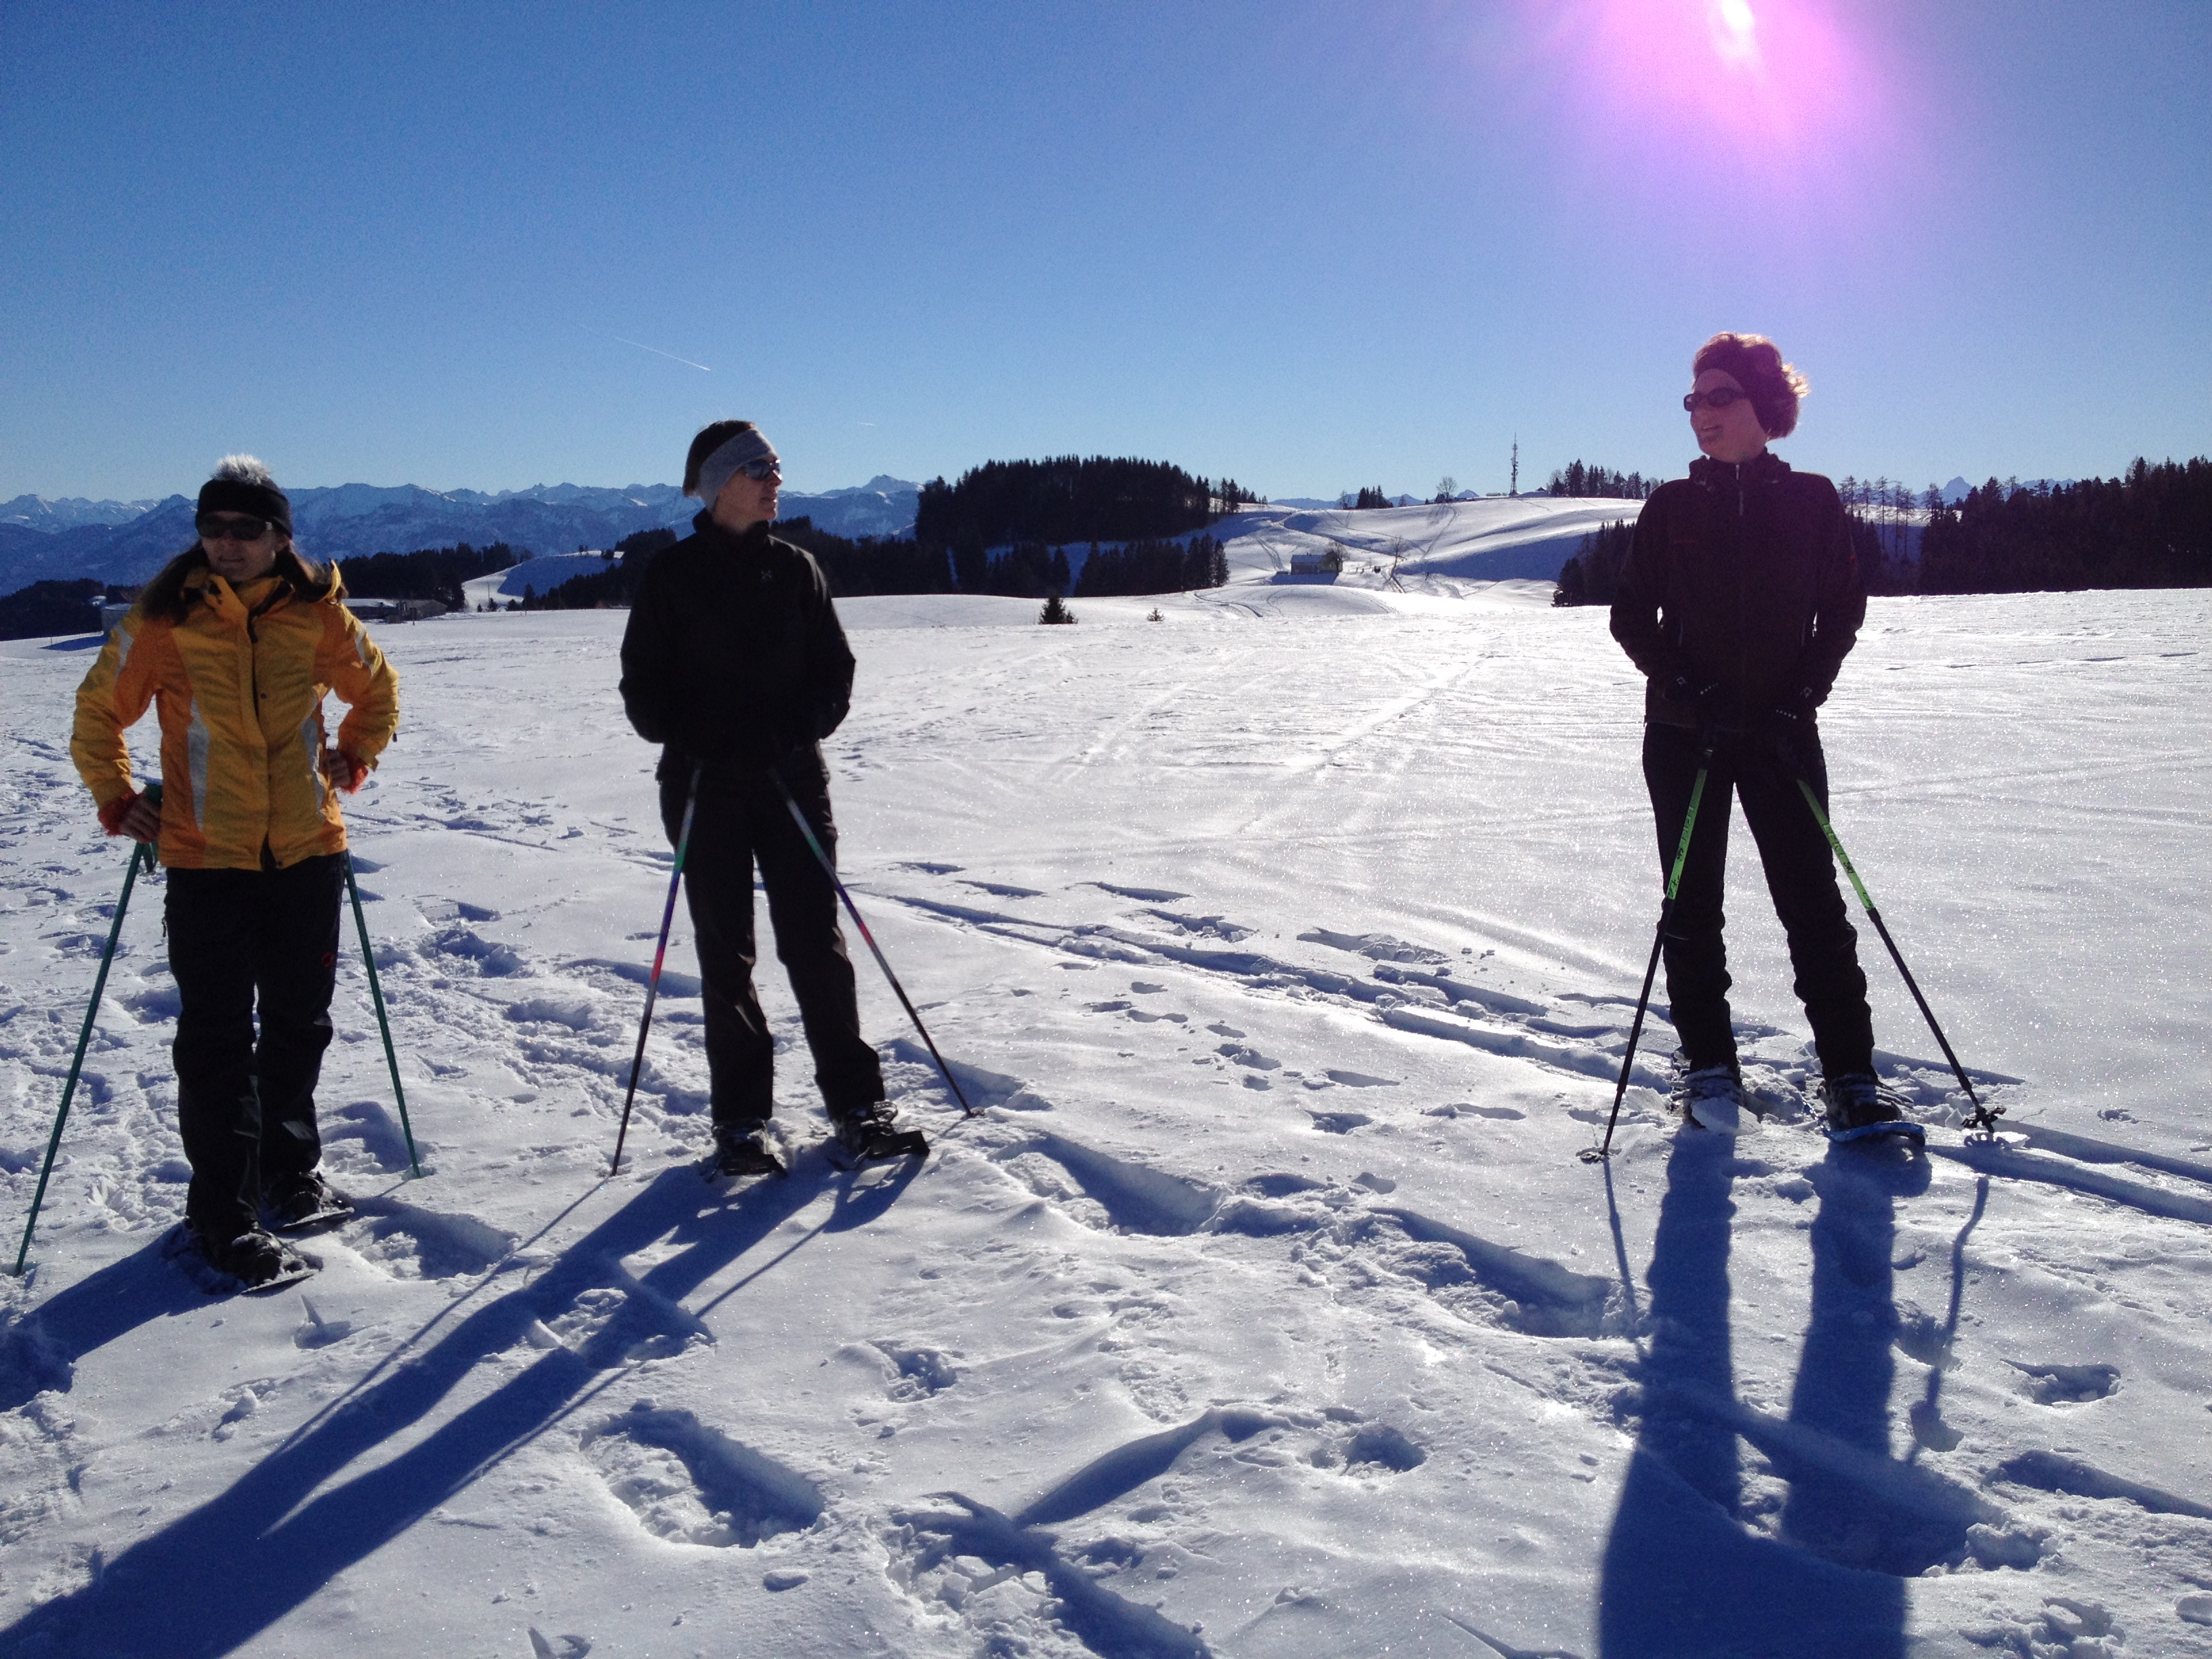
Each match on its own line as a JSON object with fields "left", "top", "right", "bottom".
{"left": 682, "top": 419, "right": 760, "bottom": 495}
{"left": 1693, "top": 333, "right": 1809, "bottom": 438}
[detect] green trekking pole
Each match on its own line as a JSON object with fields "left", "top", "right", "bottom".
{"left": 1582, "top": 735, "right": 1717, "bottom": 1164}
{"left": 344, "top": 853, "right": 422, "bottom": 1177}
{"left": 1793, "top": 776, "right": 1994, "bottom": 1132}
{"left": 609, "top": 762, "right": 702, "bottom": 1175}
{"left": 12, "top": 785, "right": 162, "bottom": 1275}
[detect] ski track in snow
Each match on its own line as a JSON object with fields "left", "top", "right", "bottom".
{"left": 1, "top": 581, "right": 2209, "bottom": 1657}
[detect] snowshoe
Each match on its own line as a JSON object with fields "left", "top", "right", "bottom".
{"left": 1820, "top": 1072, "right": 1925, "bottom": 1145}
{"left": 828, "top": 1103, "right": 929, "bottom": 1169}
{"left": 167, "top": 1223, "right": 319, "bottom": 1294}
{"left": 1671, "top": 1062, "right": 1748, "bottom": 1134}
{"left": 704, "top": 1122, "right": 787, "bottom": 1181}
{"left": 264, "top": 1172, "right": 354, "bottom": 1233}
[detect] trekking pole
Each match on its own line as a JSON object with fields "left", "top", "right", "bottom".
{"left": 770, "top": 769, "right": 976, "bottom": 1117}
{"left": 1793, "top": 775, "right": 1996, "bottom": 1133}
{"left": 1582, "top": 735, "right": 1716, "bottom": 1164}
{"left": 610, "top": 763, "right": 703, "bottom": 1174}
{"left": 13, "top": 786, "right": 161, "bottom": 1276}
{"left": 344, "top": 853, "right": 422, "bottom": 1178}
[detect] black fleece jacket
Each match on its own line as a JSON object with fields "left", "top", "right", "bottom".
{"left": 1610, "top": 452, "right": 1866, "bottom": 731}
{"left": 618, "top": 513, "right": 856, "bottom": 771}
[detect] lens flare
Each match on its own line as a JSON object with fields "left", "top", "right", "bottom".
{"left": 1713, "top": 0, "right": 1759, "bottom": 65}
{"left": 1473, "top": 0, "right": 1906, "bottom": 258}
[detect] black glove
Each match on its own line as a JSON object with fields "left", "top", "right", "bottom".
{"left": 1763, "top": 690, "right": 1817, "bottom": 766}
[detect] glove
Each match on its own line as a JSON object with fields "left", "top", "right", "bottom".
{"left": 98, "top": 790, "right": 162, "bottom": 843}
{"left": 1764, "top": 690, "right": 1817, "bottom": 766}
{"left": 321, "top": 747, "right": 369, "bottom": 794}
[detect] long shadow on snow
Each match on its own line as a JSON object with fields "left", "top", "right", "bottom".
{"left": 897, "top": 1411, "right": 1284, "bottom": 1659}
{"left": 0, "top": 1237, "right": 208, "bottom": 1411}
{"left": 1598, "top": 1135, "right": 1943, "bottom": 1658}
{"left": 0, "top": 1155, "right": 905, "bottom": 1658}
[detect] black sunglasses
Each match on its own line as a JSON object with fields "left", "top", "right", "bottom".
{"left": 1683, "top": 386, "right": 1753, "bottom": 413}
{"left": 197, "top": 514, "right": 272, "bottom": 541}
{"left": 737, "top": 459, "right": 781, "bottom": 481}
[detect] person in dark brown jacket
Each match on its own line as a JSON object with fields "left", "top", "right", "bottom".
{"left": 1610, "top": 333, "right": 1908, "bottom": 1139}
{"left": 619, "top": 419, "right": 918, "bottom": 1176}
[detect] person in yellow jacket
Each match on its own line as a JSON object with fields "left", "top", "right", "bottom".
{"left": 71, "top": 455, "right": 399, "bottom": 1288}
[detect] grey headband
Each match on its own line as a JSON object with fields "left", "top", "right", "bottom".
{"left": 693, "top": 428, "right": 780, "bottom": 506}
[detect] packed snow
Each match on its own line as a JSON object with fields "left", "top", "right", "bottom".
{"left": 1, "top": 556, "right": 2208, "bottom": 1658}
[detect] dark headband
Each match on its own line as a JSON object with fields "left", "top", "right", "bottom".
{"left": 198, "top": 477, "right": 293, "bottom": 537}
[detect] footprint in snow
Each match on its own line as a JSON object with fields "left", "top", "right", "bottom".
{"left": 1144, "top": 909, "right": 1254, "bottom": 941}
{"left": 2006, "top": 1360, "right": 2121, "bottom": 1404}
{"left": 582, "top": 1401, "right": 823, "bottom": 1548}
{"left": 1324, "top": 1206, "right": 1622, "bottom": 1339}
{"left": 1422, "top": 1101, "right": 1528, "bottom": 1124}
{"left": 996, "top": 1132, "right": 1217, "bottom": 1236}
{"left": 1298, "top": 926, "right": 1451, "bottom": 964}
{"left": 1307, "top": 1111, "right": 1372, "bottom": 1134}
{"left": 344, "top": 1198, "right": 515, "bottom": 1280}
{"left": 871, "top": 1341, "right": 959, "bottom": 1399}
{"left": 417, "top": 897, "right": 499, "bottom": 924}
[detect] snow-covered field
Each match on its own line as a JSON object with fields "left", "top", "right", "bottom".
{"left": 1, "top": 569, "right": 2208, "bottom": 1658}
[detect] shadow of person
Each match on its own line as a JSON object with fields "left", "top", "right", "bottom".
{"left": 1775, "top": 1144, "right": 1950, "bottom": 1577}
{"left": 0, "top": 1233, "right": 209, "bottom": 1412}
{"left": 1597, "top": 1132, "right": 1910, "bottom": 1659}
{"left": 0, "top": 1152, "right": 903, "bottom": 1658}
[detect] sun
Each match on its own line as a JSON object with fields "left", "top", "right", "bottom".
{"left": 1711, "top": 0, "right": 1759, "bottom": 66}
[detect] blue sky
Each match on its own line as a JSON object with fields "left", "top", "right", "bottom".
{"left": 3, "top": 0, "right": 2205, "bottom": 501}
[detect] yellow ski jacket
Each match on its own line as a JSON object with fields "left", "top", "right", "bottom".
{"left": 71, "top": 566, "right": 401, "bottom": 870}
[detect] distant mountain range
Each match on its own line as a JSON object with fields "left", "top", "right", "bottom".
{"left": 0, "top": 478, "right": 921, "bottom": 594}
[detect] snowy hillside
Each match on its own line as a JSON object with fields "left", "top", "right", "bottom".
{"left": 1215, "top": 496, "right": 1644, "bottom": 587}
{"left": 0, "top": 480, "right": 923, "bottom": 594}
{"left": 1, "top": 579, "right": 2209, "bottom": 1658}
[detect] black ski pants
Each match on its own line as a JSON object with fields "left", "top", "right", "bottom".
{"left": 1642, "top": 722, "right": 1875, "bottom": 1079}
{"left": 660, "top": 759, "right": 884, "bottom": 1128}
{"left": 166, "top": 852, "right": 344, "bottom": 1243}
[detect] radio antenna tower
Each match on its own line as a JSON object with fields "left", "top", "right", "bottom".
{"left": 1510, "top": 437, "right": 1519, "bottom": 498}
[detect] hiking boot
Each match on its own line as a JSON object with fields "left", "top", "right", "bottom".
{"left": 1671, "top": 1061, "right": 1744, "bottom": 1122}
{"left": 219, "top": 1227, "right": 312, "bottom": 1289}
{"left": 1820, "top": 1071, "right": 1913, "bottom": 1138}
{"left": 831, "top": 1102, "right": 928, "bottom": 1165}
{"left": 264, "top": 1170, "right": 351, "bottom": 1231}
{"left": 711, "top": 1122, "right": 786, "bottom": 1179}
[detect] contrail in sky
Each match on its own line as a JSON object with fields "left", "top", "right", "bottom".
{"left": 583, "top": 325, "right": 711, "bottom": 372}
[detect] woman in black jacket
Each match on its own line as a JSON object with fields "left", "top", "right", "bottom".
{"left": 1610, "top": 333, "right": 1908, "bottom": 1139}
{"left": 619, "top": 419, "right": 918, "bottom": 1174}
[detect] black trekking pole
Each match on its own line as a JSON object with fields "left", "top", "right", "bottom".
{"left": 610, "top": 763, "right": 703, "bottom": 1174}
{"left": 1792, "top": 774, "right": 1996, "bottom": 1133}
{"left": 13, "top": 785, "right": 161, "bottom": 1276}
{"left": 344, "top": 853, "right": 422, "bottom": 1178}
{"left": 1582, "top": 735, "right": 1716, "bottom": 1164}
{"left": 770, "top": 769, "right": 976, "bottom": 1117}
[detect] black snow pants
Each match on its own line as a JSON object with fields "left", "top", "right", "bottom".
{"left": 659, "top": 757, "right": 884, "bottom": 1128}
{"left": 1641, "top": 721, "right": 1875, "bottom": 1079}
{"left": 166, "top": 852, "right": 344, "bottom": 1243}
